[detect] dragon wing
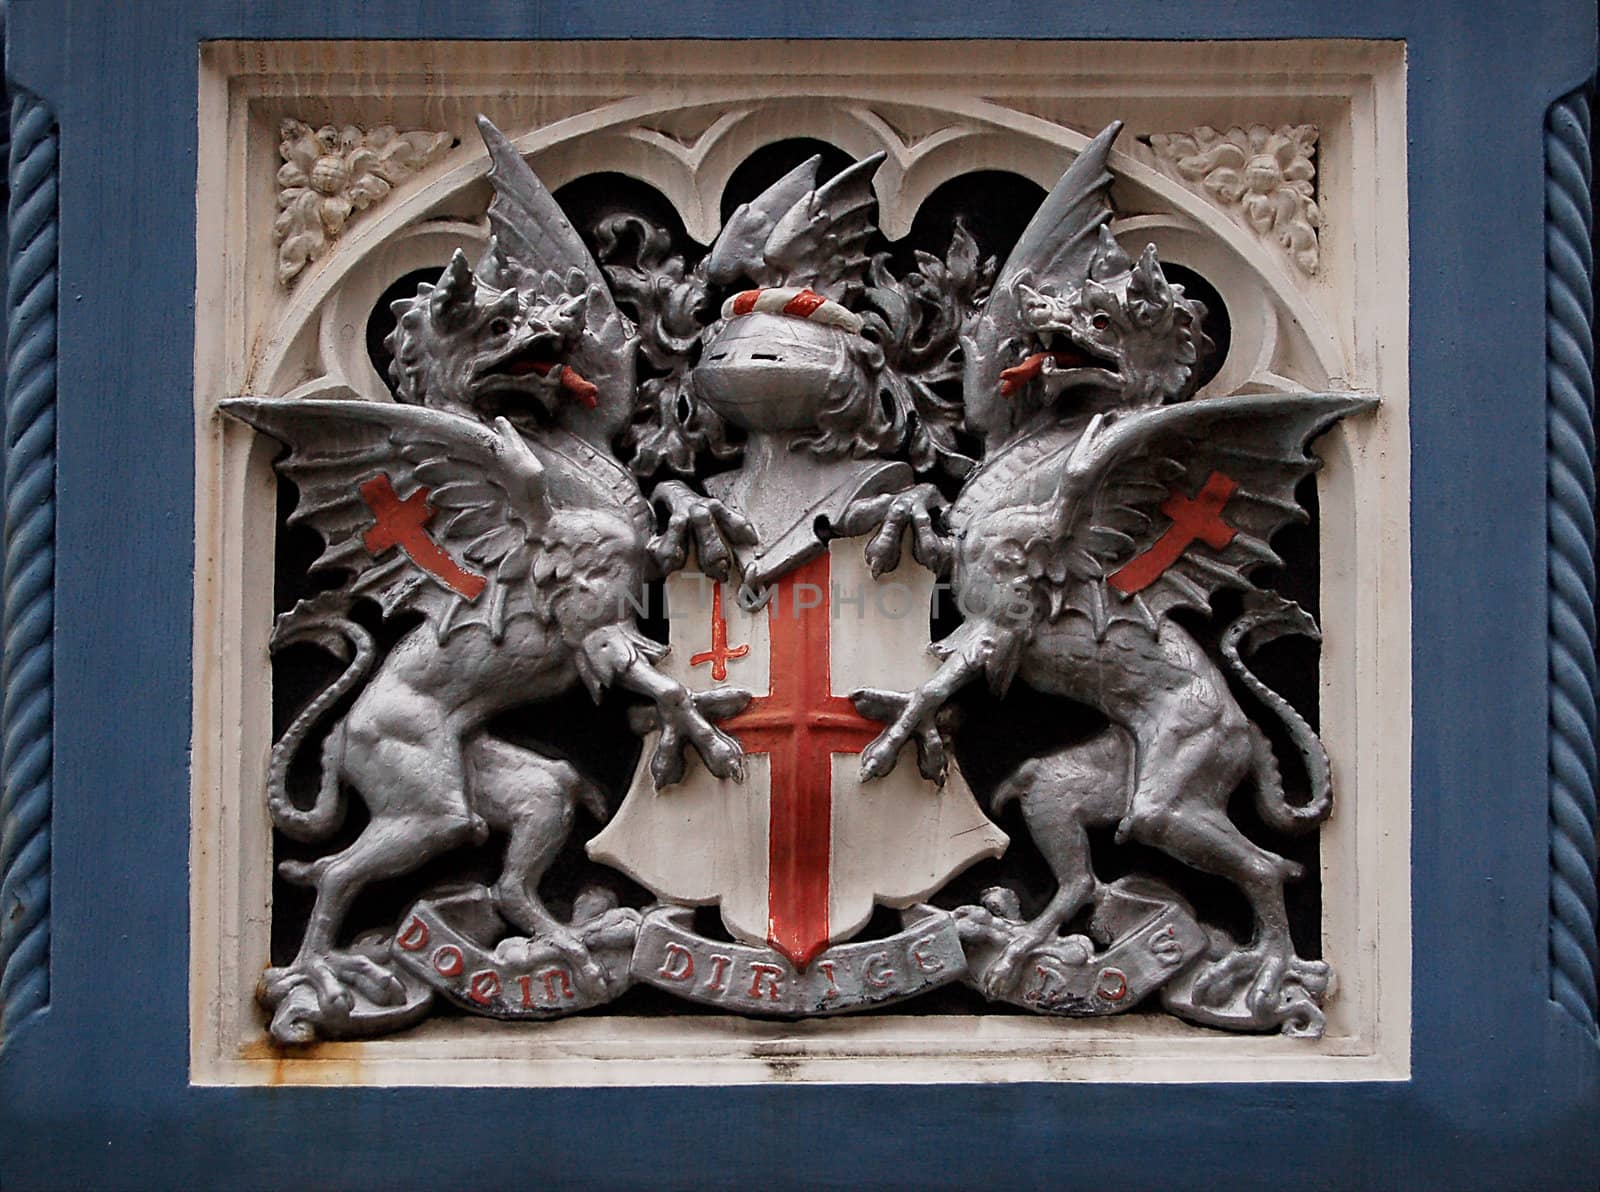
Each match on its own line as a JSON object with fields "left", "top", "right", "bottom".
{"left": 1027, "top": 392, "right": 1376, "bottom": 634}
{"left": 705, "top": 151, "right": 887, "bottom": 301}
{"left": 223, "top": 395, "right": 561, "bottom": 643}
{"left": 761, "top": 151, "right": 885, "bottom": 299}
{"left": 474, "top": 116, "right": 636, "bottom": 445}
{"left": 963, "top": 122, "right": 1122, "bottom": 436}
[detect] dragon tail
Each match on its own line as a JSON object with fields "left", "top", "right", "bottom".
{"left": 1220, "top": 594, "right": 1333, "bottom": 836}
{"left": 265, "top": 595, "right": 376, "bottom": 843}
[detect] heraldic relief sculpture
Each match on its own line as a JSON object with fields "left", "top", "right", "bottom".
{"left": 222, "top": 115, "right": 1376, "bottom": 1046}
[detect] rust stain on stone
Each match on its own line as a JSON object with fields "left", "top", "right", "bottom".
{"left": 239, "top": 1037, "right": 368, "bottom": 1086}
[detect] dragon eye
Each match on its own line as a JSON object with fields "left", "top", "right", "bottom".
{"left": 1092, "top": 314, "right": 1111, "bottom": 331}
{"left": 490, "top": 318, "right": 512, "bottom": 336}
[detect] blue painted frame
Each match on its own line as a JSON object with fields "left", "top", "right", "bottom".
{"left": 1, "top": 2, "right": 1597, "bottom": 1187}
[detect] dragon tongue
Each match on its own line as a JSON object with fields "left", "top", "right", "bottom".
{"left": 999, "top": 352, "right": 1050, "bottom": 396}
{"left": 558, "top": 365, "right": 599, "bottom": 409}
{"left": 999, "top": 350, "right": 1091, "bottom": 396}
{"left": 518, "top": 360, "right": 599, "bottom": 408}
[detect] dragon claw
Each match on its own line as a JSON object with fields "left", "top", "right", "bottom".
{"left": 328, "top": 952, "right": 406, "bottom": 1006}
{"left": 258, "top": 946, "right": 418, "bottom": 1043}
{"left": 835, "top": 484, "right": 951, "bottom": 578}
{"left": 981, "top": 950, "right": 1024, "bottom": 998}
{"left": 644, "top": 688, "right": 750, "bottom": 786}
{"left": 540, "top": 926, "right": 611, "bottom": 999}
{"left": 692, "top": 689, "right": 750, "bottom": 782}
{"left": 699, "top": 732, "right": 746, "bottom": 782}
{"left": 648, "top": 727, "right": 687, "bottom": 787}
{"left": 649, "top": 481, "right": 758, "bottom": 580}
{"left": 1185, "top": 939, "right": 1331, "bottom": 1035}
{"left": 859, "top": 738, "right": 899, "bottom": 782}
{"left": 851, "top": 688, "right": 949, "bottom": 784}
{"left": 980, "top": 921, "right": 1065, "bottom": 998}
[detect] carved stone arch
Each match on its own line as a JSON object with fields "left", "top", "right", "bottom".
{"left": 523, "top": 132, "right": 706, "bottom": 238}
{"left": 886, "top": 128, "right": 1055, "bottom": 236}
{"left": 254, "top": 94, "right": 1348, "bottom": 415}
{"left": 266, "top": 220, "right": 487, "bottom": 400}
{"left": 1108, "top": 214, "right": 1339, "bottom": 399}
{"left": 689, "top": 99, "right": 897, "bottom": 231}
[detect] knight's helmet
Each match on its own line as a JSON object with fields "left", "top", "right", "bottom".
{"left": 692, "top": 152, "right": 902, "bottom": 458}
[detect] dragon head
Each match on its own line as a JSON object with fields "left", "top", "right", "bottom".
{"left": 1004, "top": 227, "right": 1212, "bottom": 411}
{"left": 386, "top": 246, "right": 602, "bottom": 422}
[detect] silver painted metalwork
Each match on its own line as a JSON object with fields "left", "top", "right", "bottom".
{"left": 230, "top": 115, "right": 1374, "bottom": 1042}
{"left": 634, "top": 905, "right": 964, "bottom": 1014}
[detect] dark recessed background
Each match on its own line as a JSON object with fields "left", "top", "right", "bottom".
{"left": 280, "top": 141, "right": 1325, "bottom": 1022}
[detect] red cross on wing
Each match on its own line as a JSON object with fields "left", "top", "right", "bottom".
{"left": 357, "top": 473, "right": 488, "bottom": 601}
{"left": 220, "top": 396, "right": 600, "bottom": 642}
{"left": 1022, "top": 392, "right": 1376, "bottom": 637}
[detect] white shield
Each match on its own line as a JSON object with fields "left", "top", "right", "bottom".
{"left": 588, "top": 539, "right": 1007, "bottom": 966}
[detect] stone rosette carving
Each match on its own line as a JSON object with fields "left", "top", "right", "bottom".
{"left": 1148, "top": 124, "right": 1321, "bottom": 274}
{"left": 274, "top": 119, "right": 452, "bottom": 285}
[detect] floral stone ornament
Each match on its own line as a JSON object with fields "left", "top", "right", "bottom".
{"left": 1148, "top": 123, "right": 1321, "bottom": 274}
{"left": 274, "top": 119, "right": 453, "bottom": 285}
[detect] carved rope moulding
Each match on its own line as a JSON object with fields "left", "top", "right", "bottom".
{"left": 1147, "top": 124, "right": 1322, "bottom": 274}
{"left": 1543, "top": 89, "right": 1599, "bottom": 1029}
{"left": 0, "top": 89, "right": 58, "bottom": 1048}
{"left": 274, "top": 119, "right": 452, "bottom": 285}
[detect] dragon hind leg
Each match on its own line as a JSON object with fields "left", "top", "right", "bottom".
{"left": 262, "top": 687, "right": 487, "bottom": 1039}
{"left": 467, "top": 735, "right": 613, "bottom": 997}
{"left": 291, "top": 808, "right": 483, "bottom": 964}
{"left": 979, "top": 731, "right": 1129, "bottom": 996}
{"left": 262, "top": 807, "right": 480, "bottom": 1043}
{"left": 1119, "top": 725, "right": 1324, "bottom": 1033}
{"left": 1106, "top": 627, "right": 1326, "bottom": 1032}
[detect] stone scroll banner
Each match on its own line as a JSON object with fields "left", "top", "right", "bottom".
{"left": 633, "top": 906, "right": 965, "bottom": 1014}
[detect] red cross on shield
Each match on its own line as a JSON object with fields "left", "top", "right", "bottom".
{"left": 589, "top": 539, "right": 1007, "bottom": 966}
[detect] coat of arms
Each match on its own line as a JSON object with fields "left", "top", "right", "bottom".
{"left": 226, "top": 117, "right": 1374, "bottom": 1045}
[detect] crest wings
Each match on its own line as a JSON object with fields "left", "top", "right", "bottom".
{"left": 705, "top": 151, "right": 887, "bottom": 300}
{"left": 222, "top": 395, "right": 649, "bottom": 642}
{"left": 1023, "top": 392, "right": 1376, "bottom": 635}
{"left": 998, "top": 120, "right": 1122, "bottom": 309}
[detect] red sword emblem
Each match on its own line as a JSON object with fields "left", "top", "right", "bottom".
{"left": 689, "top": 583, "right": 750, "bottom": 680}
{"left": 715, "top": 552, "right": 881, "bottom": 967}
{"left": 359, "top": 473, "right": 487, "bottom": 600}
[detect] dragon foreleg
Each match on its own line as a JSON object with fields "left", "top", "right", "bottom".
{"left": 582, "top": 621, "right": 750, "bottom": 785}
{"left": 852, "top": 644, "right": 984, "bottom": 783}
